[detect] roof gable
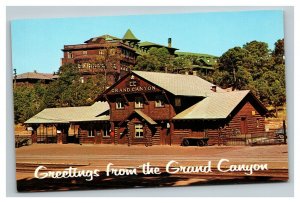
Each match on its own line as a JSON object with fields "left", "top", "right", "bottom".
{"left": 139, "top": 41, "right": 178, "bottom": 50}
{"left": 173, "top": 91, "right": 249, "bottom": 120}
{"left": 84, "top": 35, "right": 121, "bottom": 44}
{"left": 173, "top": 90, "right": 267, "bottom": 120}
{"left": 119, "top": 110, "right": 157, "bottom": 126}
{"left": 123, "top": 29, "right": 140, "bottom": 41}
{"left": 97, "top": 72, "right": 162, "bottom": 98}
{"left": 132, "top": 71, "right": 224, "bottom": 97}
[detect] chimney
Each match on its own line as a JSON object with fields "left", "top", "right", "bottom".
{"left": 211, "top": 85, "right": 217, "bottom": 92}
{"left": 168, "top": 38, "right": 172, "bottom": 48}
{"left": 192, "top": 71, "right": 197, "bottom": 76}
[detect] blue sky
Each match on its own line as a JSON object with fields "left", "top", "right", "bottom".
{"left": 11, "top": 10, "right": 284, "bottom": 74}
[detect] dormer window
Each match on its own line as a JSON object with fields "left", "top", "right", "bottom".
{"left": 135, "top": 97, "right": 144, "bottom": 109}
{"left": 155, "top": 95, "right": 165, "bottom": 107}
{"left": 116, "top": 98, "right": 125, "bottom": 109}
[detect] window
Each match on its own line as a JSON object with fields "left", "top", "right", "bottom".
{"left": 175, "top": 97, "right": 181, "bottom": 107}
{"left": 155, "top": 95, "right": 165, "bottom": 107}
{"left": 88, "top": 128, "right": 94, "bottom": 137}
{"left": 103, "top": 124, "right": 110, "bottom": 137}
{"left": 256, "top": 118, "right": 260, "bottom": 128}
{"left": 129, "top": 80, "right": 136, "bottom": 87}
{"left": 110, "top": 49, "right": 116, "bottom": 55}
{"left": 99, "top": 50, "right": 104, "bottom": 55}
{"left": 80, "top": 77, "right": 84, "bottom": 83}
{"left": 116, "top": 98, "right": 125, "bottom": 109}
{"left": 135, "top": 124, "right": 144, "bottom": 138}
{"left": 67, "top": 52, "right": 73, "bottom": 59}
{"left": 83, "top": 51, "right": 87, "bottom": 55}
{"left": 135, "top": 97, "right": 144, "bottom": 109}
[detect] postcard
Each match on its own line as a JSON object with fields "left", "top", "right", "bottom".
{"left": 12, "top": 10, "right": 288, "bottom": 192}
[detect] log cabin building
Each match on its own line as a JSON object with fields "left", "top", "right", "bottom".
{"left": 25, "top": 71, "right": 268, "bottom": 146}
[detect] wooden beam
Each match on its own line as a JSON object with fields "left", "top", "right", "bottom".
{"left": 103, "top": 94, "right": 110, "bottom": 102}
{"left": 121, "top": 94, "right": 129, "bottom": 104}
{"left": 142, "top": 93, "right": 149, "bottom": 104}
{"left": 162, "top": 91, "right": 170, "bottom": 104}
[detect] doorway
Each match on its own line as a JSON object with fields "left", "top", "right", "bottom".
{"left": 240, "top": 117, "right": 248, "bottom": 134}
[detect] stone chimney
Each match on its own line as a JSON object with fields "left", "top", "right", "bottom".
{"left": 211, "top": 85, "right": 217, "bottom": 92}
{"left": 168, "top": 38, "right": 172, "bottom": 48}
{"left": 192, "top": 71, "right": 197, "bottom": 76}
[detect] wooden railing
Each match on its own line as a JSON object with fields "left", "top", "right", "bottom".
{"left": 225, "top": 131, "right": 287, "bottom": 146}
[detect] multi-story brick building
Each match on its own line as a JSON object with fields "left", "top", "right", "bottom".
{"left": 61, "top": 29, "right": 193, "bottom": 85}
{"left": 61, "top": 30, "right": 140, "bottom": 85}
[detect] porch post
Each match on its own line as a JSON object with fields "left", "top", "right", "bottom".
{"left": 56, "top": 124, "right": 63, "bottom": 144}
{"left": 56, "top": 123, "right": 69, "bottom": 144}
{"left": 110, "top": 121, "right": 116, "bottom": 144}
{"left": 31, "top": 124, "right": 39, "bottom": 144}
{"left": 169, "top": 120, "right": 174, "bottom": 146}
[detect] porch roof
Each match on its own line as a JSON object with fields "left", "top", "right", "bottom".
{"left": 24, "top": 102, "right": 110, "bottom": 124}
{"left": 134, "top": 110, "right": 157, "bottom": 125}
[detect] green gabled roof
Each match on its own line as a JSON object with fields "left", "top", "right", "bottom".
{"left": 175, "top": 51, "right": 219, "bottom": 66}
{"left": 139, "top": 41, "right": 178, "bottom": 50}
{"left": 175, "top": 51, "right": 218, "bottom": 58}
{"left": 85, "top": 34, "right": 121, "bottom": 43}
{"left": 123, "top": 29, "right": 140, "bottom": 41}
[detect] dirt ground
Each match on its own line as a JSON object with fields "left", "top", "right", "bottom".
{"left": 15, "top": 144, "right": 289, "bottom": 192}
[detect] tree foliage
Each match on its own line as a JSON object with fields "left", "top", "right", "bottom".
{"left": 14, "top": 82, "right": 47, "bottom": 123}
{"left": 213, "top": 39, "right": 286, "bottom": 116}
{"left": 13, "top": 64, "right": 106, "bottom": 123}
{"left": 134, "top": 47, "right": 175, "bottom": 72}
{"left": 14, "top": 39, "right": 286, "bottom": 122}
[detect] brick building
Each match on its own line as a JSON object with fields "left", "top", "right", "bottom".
{"left": 14, "top": 71, "right": 58, "bottom": 86}
{"left": 61, "top": 30, "right": 139, "bottom": 85}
